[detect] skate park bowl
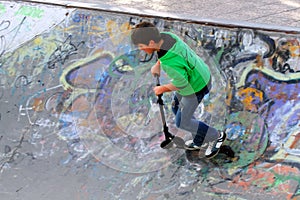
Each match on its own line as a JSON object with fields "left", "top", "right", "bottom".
{"left": 1, "top": 0, "right": 300, "bottom": 199}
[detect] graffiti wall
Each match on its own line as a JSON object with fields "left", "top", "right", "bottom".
{"left": 1, "top": 0, "right": 300, "bottom": 199}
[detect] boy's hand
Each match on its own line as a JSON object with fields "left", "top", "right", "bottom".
{"left": 153, "top": 86, "right": 165, "bottom": 96}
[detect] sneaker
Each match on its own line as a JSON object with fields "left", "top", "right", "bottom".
{"left": 185, "top": 140, "right": 207, "bottom": 150}
{"left": 205, "top": 131, "right": 227, "bottom": 159}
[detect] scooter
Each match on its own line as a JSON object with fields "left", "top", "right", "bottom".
{"left": 155, "top": 75, "right": 185, "bottom": 149}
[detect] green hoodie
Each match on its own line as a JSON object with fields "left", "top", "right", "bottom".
{"left": 159, "top": 32, "right": 211, "bottom": 96}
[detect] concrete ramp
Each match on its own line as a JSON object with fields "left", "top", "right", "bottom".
{"left": 1, "top": 0, "right": 300, "bottom": 199}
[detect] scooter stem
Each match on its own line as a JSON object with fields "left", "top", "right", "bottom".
{"left": 155, "top": 75, "right": 174, "bottom": 140}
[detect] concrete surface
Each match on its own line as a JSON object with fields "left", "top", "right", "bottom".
{"left": 0, "top": 0, "right": 300, "bottom": 200}
{"left": 26, "top": 0, "right": 300, "bottom": 30}
{"left": 100, "top": 0, "right": 300, "bottom": 29}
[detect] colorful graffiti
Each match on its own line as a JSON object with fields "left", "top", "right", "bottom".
{"left": 1, "top": 1, "right": 300, "bottom": 199}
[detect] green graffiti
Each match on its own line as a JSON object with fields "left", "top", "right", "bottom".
{"left": 272, "top": 171, "right": 300, "bottom": 191}
{"left": 0, "top": 3, "right": 6, "bottom": 15}
{"left": 15, "top": 6, "right": 44, "bottom": 19}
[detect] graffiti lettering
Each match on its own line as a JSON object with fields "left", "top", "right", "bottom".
{"left": 72, "top": 12, "right": 91, "bottom": 23}
{"left": 0, "top": 3, "right": 6, "bottom": 15}
{"left": 0, "top": 17, "right": 26, "bottom": 63}
{"left": 47, "top": 35, "right": 84, "bottom": 69}
{"left": 14, "top": 75, "right": 32, "bottom": 88}
{"left": 15, "top": 5, "right": 44, "bottom": 19}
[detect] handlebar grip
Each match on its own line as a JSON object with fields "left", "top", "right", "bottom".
{"left": 154, "top": 74, "right": 160, "bottom": 86}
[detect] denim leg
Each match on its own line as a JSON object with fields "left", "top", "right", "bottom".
{"left": 173, "top": 92, "right": 219, "bottom": 146}
{"left": 171, "top": 94, "right": 180, "bottom": 115}
{"left": 172, "top": 93, "right": 182, "bottom": 128}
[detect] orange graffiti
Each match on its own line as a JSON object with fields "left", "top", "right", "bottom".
{"left": 70, "top": 95, "right": 91, "bottom": 112}
{"left": 290, "top": 132, "right": 300, "bottom": 149}
{"left": 106, "top": 20, "right": 131, "bottom": 45}
{"left": 229, "top": 163, "right": 299, "bottom": 199}
{"left": 288, "top": 39, "right": 300, "bottom": 57}
{"left": 237, "top": 87, "right": 263, "bottom": 112}
{"left": 32, "top": 97, "right": 44, "bottom": 112}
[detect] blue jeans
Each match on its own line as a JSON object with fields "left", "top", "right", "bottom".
{"left": 171, "top": 80, "right": 219, "bottom": 146}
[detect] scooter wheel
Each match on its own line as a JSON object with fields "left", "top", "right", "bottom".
{"left": 160, "top": 140, "right": 174, "bottom": 149}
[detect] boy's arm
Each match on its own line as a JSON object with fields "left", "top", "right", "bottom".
{"left": 153, "top": 83, "right": 179, "bottom": 96}
{"left": 151, "top": 60, "right": 161, "bottom": 76}
{"left": 152, "top": 60, "right": 179, "bottom": 95}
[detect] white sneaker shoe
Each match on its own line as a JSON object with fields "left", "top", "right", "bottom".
{"left": 185, "top": 140, "right": 207, "bottom": 150}
{"left": 205, "top": 131, "right": 227, "bottom": 159}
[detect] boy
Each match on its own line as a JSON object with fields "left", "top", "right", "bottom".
{"left": 131, "top": 22, "right": 226, "bottom": 158}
